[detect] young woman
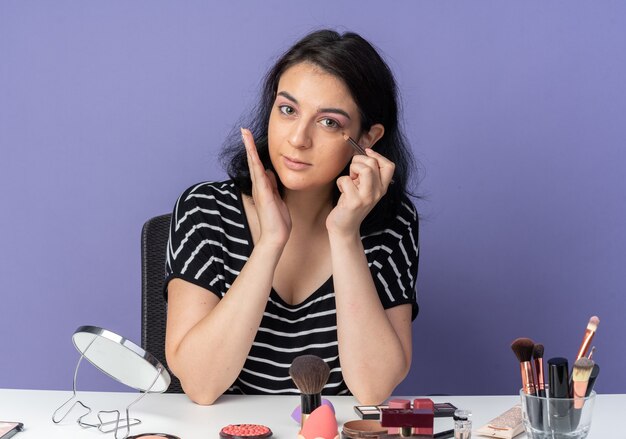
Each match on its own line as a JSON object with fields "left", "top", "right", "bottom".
{"left": 164, "top": 29, "right": 419, "bottom": 405}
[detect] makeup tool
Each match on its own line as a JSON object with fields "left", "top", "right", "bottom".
{"left": 585, "top": 364, "right": 600, "bottom": 397}
{"left": 587, "top": 346, "right": 596, "bottom": 360}
{"left": 547, "top": 357, "right": 572, "bottom": 432}
{"left": 0, "top": 422, "right": 23, "bottom": 439}
{"left": 380, "top": 408, "right": 434, "bottom": 438}
{"left": 354, "top": 405, "right": 387, "bottom": 421}
{"left": 342, "top": 133, "right": 395, "bottom": 184}
{"left": 532, "top": 343, "right": 546, "bottom": 397}
{"left": 569, "top": 358, "right": 595, "bottom": 432}
{"left": 343, "top": 134, "right": 367, "bottom": 155}
{"left": 289, "top": 355, "right": 330, "bottom": 428}
{"left": 292, "top": 399, "right": 335, "bottom": 424}
{"left": 354, "top": 403, "right": 457, "bottom": 421}
{"left": 511, "top": 337, "right": 543, "bottom": 430}
{"left": 52, "top": 326, "right": 171, "bottom": 439}
{"left": 547, "top": 357, "right": 570, "bottom": 399}
{"left": 475, "top": 405, "right": 523, "bottom": 439}
{"left": 298, "top": 405, "right": 339, "bottom": 439}
{"left": 572, "top": 358, "right": 594, "bottom": 409}
{"left": 575, "top": 316, "right": 599, "bottom": 361}
{"left": 387, "top": 399, "right": 410, "bottom": 435}
{"left": 510, "top": 337, "right": 537, "bottom": 396}
{"left": 219, "top": 424, "right": 273, "bottom": 439}
{"left": 411, "top": 399, "right": 434, "bottom": 436}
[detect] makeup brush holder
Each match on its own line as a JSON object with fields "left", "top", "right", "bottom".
{"left": 520, "top": 390, "right": 596, "bottom": 439}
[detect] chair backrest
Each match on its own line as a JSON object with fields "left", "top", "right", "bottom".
{"left": 141, "top": 213, "right": 183, "bottom": 393}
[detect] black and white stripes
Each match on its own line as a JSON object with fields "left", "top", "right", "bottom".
{"left": 165, "top": 181, "right": 419, "bottom": 395}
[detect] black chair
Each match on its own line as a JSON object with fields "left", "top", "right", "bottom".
{"left": 141, "top": 213, "right": 183, "bottom": 393}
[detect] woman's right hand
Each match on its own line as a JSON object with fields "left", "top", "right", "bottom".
{"left": 241, "top": 128, "right": 291, "bottom": 248}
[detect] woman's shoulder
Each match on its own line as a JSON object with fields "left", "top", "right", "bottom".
{"left": 171, "top": 180, "right": 245, "bottom": 229}
{"left": 366, "top": 194, "right": 418, "bottom": 234}
{"left": 394, "top": 195, "right": 419, "bottom": 229}
{"left": 177, "top": 180, "right": 239, "bottom": 202}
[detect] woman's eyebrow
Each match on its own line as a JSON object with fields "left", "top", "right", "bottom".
{"left": 276, "top": 91, "right": 351, "bottom": 120}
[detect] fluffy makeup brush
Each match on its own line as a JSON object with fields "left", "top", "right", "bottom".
{"left": 511, "top": 337, "right": 537, "bottom": 395}
{"left": 575, "top": 316, "right": 600, "bottom": 361}
{"left": 289, "top": 355, "right": 330, "bottom": 428}
{"left": 572, "top": 358, "right": 594, "bottom": 409}
{"left": 532, "top": 343, "right": 546, "bottom": 397}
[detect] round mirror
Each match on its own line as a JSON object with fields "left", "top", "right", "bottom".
{"left": 72, "top": 325, "right": 171, "bottom": 393}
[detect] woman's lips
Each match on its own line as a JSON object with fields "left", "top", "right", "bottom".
{"left": 282, "top": 155, "right": 311, "bottom": 170}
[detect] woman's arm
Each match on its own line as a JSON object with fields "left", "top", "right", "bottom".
{"left": 326, "top": 147, "right": 413, "bottom": 404}
{"left": 329, "top": 232, "right": 412, "bottom": 404}
{"left": 165, "top": 241, "right": 283, "bottom": 405}
{"left": 165, "top": 129, "right": 291, "bottom": 405}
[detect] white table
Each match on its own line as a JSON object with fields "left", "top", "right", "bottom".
{"left": 0, "top": 389, "right": 621, "bottom": 438}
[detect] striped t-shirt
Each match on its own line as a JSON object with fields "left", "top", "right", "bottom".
{"left": 165, "top": 180, "right": 419, "bottom": 395}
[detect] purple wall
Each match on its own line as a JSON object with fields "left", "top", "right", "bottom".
{"left": 1, "top": 1, "right": 625, "bottom": 396}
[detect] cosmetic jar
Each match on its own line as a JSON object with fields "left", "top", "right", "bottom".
{"left": 342, "top": 420, "right": 387, "bottom": 439}
{"left": 453, "top": 409, "right": 471, "bottom": 439}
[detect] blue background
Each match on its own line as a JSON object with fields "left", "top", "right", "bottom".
{"left": 1, "top": 1, "right": 625, "bottom": 396}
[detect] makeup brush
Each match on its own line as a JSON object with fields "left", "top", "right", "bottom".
{"left": 342, "top": 133, "right": 395, "bottom": 184}
{"left": 572, "top": 358, "right": 594, "bottom": 409}
{"left": 511, "top": 337, "right": 537, "bottom": 396}
{"left": 289, "top": 355, "right": 330, "bottom": 428}
{"left": 532, "top": 343, "right": 546, "bottom": 398}
{"left": 585, "top": 363, "right": 600, "bottom": 397}
{"left": 587, "top": 346, "right": 596, "bottom": 360}
{"left": 342, "top": 133, "right": 367, "bottom": 155}
{"left": 575, "top": 316, "right": 600, "bottom": 361}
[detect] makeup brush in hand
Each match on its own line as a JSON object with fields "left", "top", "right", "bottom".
{"left": 532, "top": 343, "right": 546, "bottom": 397}
{"left": 289, "top": 355, "right": 330, "bottom": 428}
{"left": 511, "top": 337, "right": 537, "bottom": 396}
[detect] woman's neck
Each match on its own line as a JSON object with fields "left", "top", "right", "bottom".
{"left": 283, "top": 187, "right": 334, "bottom": 231}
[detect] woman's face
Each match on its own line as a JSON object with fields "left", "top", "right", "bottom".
{"left": 267, "top": 62, "right": 361, "bottom": 193}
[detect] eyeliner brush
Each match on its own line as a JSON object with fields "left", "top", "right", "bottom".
{"left": 342, "top": 133, "right": 367, "bottom": 155}
{"left": 342, "top": 133, "right": 395, "bottom": 184}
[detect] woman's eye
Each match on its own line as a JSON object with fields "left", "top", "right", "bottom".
{"left": 279, "top": 105, "right": 295, "bottom": 116}
{"left": 320, "top": 118, "right": 339, "bottom": 129}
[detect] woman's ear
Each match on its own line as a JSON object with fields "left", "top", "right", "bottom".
{"left": 359, "top": 124, "right": 385, "bottom": 150}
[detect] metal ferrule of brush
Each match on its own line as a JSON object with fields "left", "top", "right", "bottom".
{"left": 520, "top": 361, "right": 537, "bottom": 395}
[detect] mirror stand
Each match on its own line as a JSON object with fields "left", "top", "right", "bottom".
{"left": 52, "top": 326, "right": 170, "bottom": 439}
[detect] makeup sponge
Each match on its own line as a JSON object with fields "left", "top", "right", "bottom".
{"left": 298, "top": 404, "right": 338, "bottom": 439}
{"left": 291, "top": 398, "right": 335, "bottom": 423}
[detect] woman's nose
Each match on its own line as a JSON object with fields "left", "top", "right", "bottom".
{"left": 288, "top": 120, "right": 313, "bottom": 149}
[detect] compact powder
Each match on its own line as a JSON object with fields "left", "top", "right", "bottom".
{"left": 220, "top": 424, "right": 273, "bottom": 439}
{"left": 342, "top": 420, "right": 387, "bottom": 439}
{"left": 127, "top": 434, "right": 181, "bottom": 439}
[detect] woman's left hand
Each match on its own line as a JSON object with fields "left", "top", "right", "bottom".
{"left": 326, "top": 148, "right": 395, "bottom": 236}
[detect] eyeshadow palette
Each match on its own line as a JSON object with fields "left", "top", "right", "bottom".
{"left": 354, "top": 402, "right": 457, "bottom": 420}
